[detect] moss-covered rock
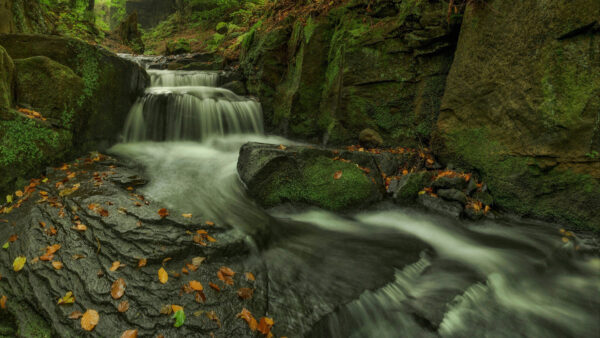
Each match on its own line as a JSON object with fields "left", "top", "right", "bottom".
{"left": 0, "top": 44, "right": 14, "bottom": 108}
{"left": 14, "top": 56, "right": 85, "bottom": 130}
{"left": 434, "top": 0, "right": 600, "bottom": 229}
{"left": 238, "top": 143, "right": 387, "bottom": 211}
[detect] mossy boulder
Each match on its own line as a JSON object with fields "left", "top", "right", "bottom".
{"left": 14, "top": 56, "right": 85, "bottom": 130}
{"left": 238, "top": 143, "right": 384, "bottom": 211}
{"left": 0, "top": 44, "right": 14, "bottom": 108}
{"left": 0, "top": 34, "right": 149, "bottom": 149}
{"left": 434, "top": 0, "right": 600, "bottom": 229}
{"left": 165, "top": 38, "right": 191, "bottom": 55}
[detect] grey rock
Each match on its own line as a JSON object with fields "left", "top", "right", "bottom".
{"left": 437, "top": 188, "right": 468, "bottom": 204}
{"left": 431, "top": 175, "right": 468, "bottom": 190}
{"left": 418, "top": 194, "right": 463, "bottom": 218}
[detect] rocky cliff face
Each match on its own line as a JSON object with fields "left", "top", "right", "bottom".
{"left": 241, "top": 0, "right": 460, "bottom": 147}
{"left": 239, "top": 0, "right": 600, "bottom": 229}
{"left": 434, "top": 0, "right": 600, "bottom": 228}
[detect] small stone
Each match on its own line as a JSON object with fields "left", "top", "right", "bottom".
{"left": 417, "top": 194, "right": 463, "bottom": 218}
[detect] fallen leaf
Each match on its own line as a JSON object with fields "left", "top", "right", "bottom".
{"left": 195, "top": 290, "right": 206, "bottom": 303}
{"left": 278, "top": 144, "right": 286, "bottom": 150}
{"left": 72, "top": 223, "right": 87, "bottom": 231}
{"left": 182, "top": 213, "right": 192, "bottom": 218}
{"left": 13, "top": 256, "right": 26, "bottom": 272}
{"left": 333, "top": 170, "right": 343, "bottom": 180}
{"left": 245, "top": 272, "right": 255, "bottom": 281}
{"left": 8, "top": 234, "right": 17, "bottom": 242}
{"left": 81, "top": 309, "right": 100, "bottom": 331}
{"left": 1, "top": 242, "right": 7, "bottom": 249}
{"left": 206, "top": 311, "right": 221, "bottom": 328}
{"left": 173, "top": 309, "right": 185, "bottom": 328}
{"left": 205, "top": 221, "right": 214, "bottom": 226}
{"left": 39, "top": 221, "right": 46, "bottom": 228}
{"left": 15, "top": 190, "right": 23, "bottom": 198}
{"left": 52, "top": 261, "right": 64, "bottom": 270}
{"left": 110, "top": 261, "right": 124, "bottom": 272}
{"left": 118, "top": 300, "right": 130, "bottom": 313}
{"left": 171, "top": 305, "right": 183, "bottom": 313}
{"left": 121, "top": 329, "right": 138, "bottom": 338}
{"left": 58, "top": 291, "right": 75, "bottom": 305}
{"left": 209, "top": 282, "right": 220, "bottom": 292}
{"left": 258, "top": 317, "right": 275, "bottom": 335}
{"left": 137, "top": 258, "right": 147, "bottom": 268}
{"left": 158, "top": 267, "right": 168, "bottom": 284}
{"left": 220, "top": 266, "right": 235, "bottom": 277}
{"left": 237, "top": 288, "right": 254, "bottom": 300}
{"left": 189, "top": 280, "right": 203, "bottom": 291}
{"left": 237, "top": 308, "right": 258, "bottom": 331}
{"left": 160, "top": 304, "right": 173, "bottom": 315}
{"left": 158, "top": 208, "right": 169, "bottom": 218}
{"left": 69, "top": 311, "right": 83, "bottom": 319}
{"left": 0, "top": 295, "right": 6, "bottom": 309}
{"left": 111, "top": 278, "right": 126, "bottom": 299}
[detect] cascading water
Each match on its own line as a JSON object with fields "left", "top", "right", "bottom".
{"left": 111, "top": 56, "right": 600, "bottom": 338}
{"left": 122, "top": 66, "right": 263, "bottom": 142}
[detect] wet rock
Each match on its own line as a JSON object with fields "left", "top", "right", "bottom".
{"left": 391, "top": 172, "right": 434, "bottom": 204}
{"left": 473, "top": 191, "right": 494, "bottom": 206}
{"left": 180, "top": 61, "right": 222, "bottom": 71}
{"left": 437, "top": 188, "right": 467, "bottom": 205}
{"left": 0, "top": 44, "right": 14, "bottom": 109}
{"left": 464, "top": 207, "right": 485, "bottom": 221}
{"left": 417, "top": 194, "right": 463, "bottom": 218}
{"left": 222, "top": 80, "right": 247, "bottom": 95}
{"left": 465, "top": 178, "right": 478, "bottom": 196}
{"left": 431, "top": 175, "right": 468, "bottom": 190}
{"left": 359, "top": 128, "right": 383, "bottom": 148}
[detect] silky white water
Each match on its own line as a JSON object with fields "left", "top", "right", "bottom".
{"left": 112, "top": 57, "right": 600, "bottom": 337}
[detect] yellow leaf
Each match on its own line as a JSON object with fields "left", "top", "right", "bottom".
{"left": 6, "top": 195, "right": 12, "bottom": 204}
{"left": 13, "top": 256, "right": 26, "bottom": 272}
{"left": 158, "top": 267, "right": 168, "bottom": 284}
{"left": 81, "top": 309, "right": 99, "bottom": 331}
{"left": 182, "top": 213, "right": 192, "bottom": 218}
{"left": 58, "top": 291, "right": 75, "bottom": 305}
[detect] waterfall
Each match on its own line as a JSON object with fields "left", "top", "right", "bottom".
{"left": 121, "top": 58, "right": 263, "bottom": 142}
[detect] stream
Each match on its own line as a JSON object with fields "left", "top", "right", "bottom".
{"left": 109, "top": 57, "right": 600, "bottom": 337}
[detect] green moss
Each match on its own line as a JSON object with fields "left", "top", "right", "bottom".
{"left": 444, "top": 127, "right": 600, "bottom": 229}
{"left": 394, "top": 172, "right": 434, "bottom": 204}
{"left": 261, "top": 156, "right": 375, "bottom": 210}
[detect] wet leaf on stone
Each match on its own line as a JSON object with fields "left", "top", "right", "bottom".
{"left": 137, "top": 258, "right": 147, "bottom": 268}
{"left": 118, "top": 300, "right": 130, "bottom": 313}
{"left": 110, "top": 261, "right": 125, "bottom": 271}
{"left": 81, "top": 309, "right": 99, "bottom": 331}
{"left": 237, "top": 308, "right": 257, "bottom": 331}
{"left": 245, "top": 272, "right": 255, "bottom": 281}
{"left": 258, "top": 317, "right": 275, "bottom": 336}
{"left": 182, "top": 213, "right": 192, "bottom": 218}
{"left": 158, "top": 267, "right": 168, "bottom": 284}
{"left": 209, "top": 282, "right": 220, "bottom": 292}
{"left": 13, "top": 256, "right": 26, "bottom": 271}
{"left": 195, "top": 290, "right": 206, "bottom": 303}
{"left": 0, "top": 295, "right": 6, "bottom": 309}
{"left": 158, "top": 208, "right": 169, "bottom": 218}
{"left": 68, "top": 311, "right": 83, "bottom": 319}
{"left": 237, "top": 288, "right": 254, "bottom": 300}
{"left": 172, "top": 309, "right": 185, "bottom": 328}
{"left": 189, "top": 280, "right": 203, "bottom": 291}
{"left": 58, "top": 291, "right": 75, "bottom": 305}
{"left": 52, "top": 261, "right": 64, "bottom": 270}
{"left": 111, "top": 278, "right": 126, "bottom": 299}
{"left": 8, "top": 234, "right": 17, "bottom": 242}
{"left": 2, "top": 242, "right": 9, "bottom": 249}
{"left": 206, "top": 311, "right": 221, "bottom": 328}
{"left": 121, "top": 329, "right": 138, "bottom": 338}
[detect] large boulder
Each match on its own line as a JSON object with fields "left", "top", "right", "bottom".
{"left": 0, "top": 34, "right": 149, "bottom": 149}
{"left": 14, "top": 56, "right": 85, "bottom": 130}
{"left": 434, "top": 0, "right": 600, "bottom": 229}
{"left": 241, "top": 0, "right": 459, "bottom": 145}
{"left": 0, "top": 44, "right": 14, "bottom": 108}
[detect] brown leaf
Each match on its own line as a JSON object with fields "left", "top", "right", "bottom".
{"left": 333, "top": 170, "right": 343, "bottom": 180}
{"left": 137, "top": 258, "right": 147, "bottom": 268}
{"left": 118, "top": 300, "right": 130, "bottom": 313}
{"left": 81, "top": 309, "right": 100, "bottom": 331}
{"left": 237, "top": 288, "right": 254, "bottom": 300}
{"left": 8, "top": 234, "right": 17, "bottom": 242}
{"left": 69, "top": 311, "right": 83, "bottom": 319}
{"left": 209, "top": 282, "right": 221, "bottom": 292}
{"left": 160, "top": 304, "right": 173, "bottom": 315}
{"left": 237, "top": 308, "right": 258, "bottom": 331}
{"left": 121, "top": 329, "right": 138, "bottom": 338}
{"left": 111, "top": 278, "right": 126, "bottom": 299}
{"left": 158, "top": 208, "right": 169, "bottom": 218}
{"left": 220, "top": 266, "right": 235, "bottom": 277}
{"left": 158, "top": 267, "right": 168, "bottom": 284}
{"left": 245, "top": 272, "right": 255, "bottom": 281}
{"left": 110, "top": 261, "right": 124, "bottom": 272}
{"left": 195, "top": 290, "right": 206, "bottom": 303}
{"left": 0, "top": 295, "right": 6, "bottom": 309}
{"left": 206, "top": 310, "right": 221, "bottom": 327}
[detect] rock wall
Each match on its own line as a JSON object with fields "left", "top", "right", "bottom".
{"left": 241, "top": 0, "right": 460, "bottom": 146}
{"left": 434, "top": 0, "right": 600, "bottom": 228}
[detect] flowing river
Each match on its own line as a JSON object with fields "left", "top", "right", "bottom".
{"left": 109, "top": 57, "right": 600, "bottom": 337}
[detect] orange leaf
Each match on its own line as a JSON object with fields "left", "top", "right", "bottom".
{"left": 205, "top": 221, "right": 214, "bottom": 226}
{"left": 158, "top": 267, "right": 168, "bottom": 284}
{"left": 81, "top": 309, "right": 100, "bottom": 331}
{"left": 47, "top": 244, "right": 61, "bottom": 254}
{"left": 52, "top": 261, "right": 63, "bottom": 270}
{"left": 209, "top": 282, "right": 220, "bottom": 292}
{"left": 72, "top": 223, "right": 87, "bottom": 231}
{"left": 111, "top": 278, "right": 126, "bottom": 299}
{"left": 171, "top": 304, "right": 183, "bottom": 313}
{"left": 333, "top": 170, "right": 343, "bottom": 180}
{"left": 258, "top": 317, "right": 275, "bottom": 335}
{"left": 220, "top": 266, "right": 235, "bottom": 277}
{"left": 8, "top": 234, "right": 17, "bottom": 242}
{"left": 237, "top": 308, "right": 258, "bottom": 331}
{"left": 0, "top": 295, "right": 6, "bottom": 309}
{"left": 137, "top": 258, "right": 147, "bottom": 268}
{"left": 121, "top": 329, "right": 138, "bottom": 338}
{"left": 118, "top": 300, "right": 130, "bottom": 313}
{"left": 110, "top": 261, "right": 124, "bottom": 272}
{"left": 158, "top": 208, "right": 169, "bottom": 218}
{"left": 189, "top": 280, "right": 203, "bottom": 291}
{"left": 245, "top": 272, "right": 255, "bottom": 281}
